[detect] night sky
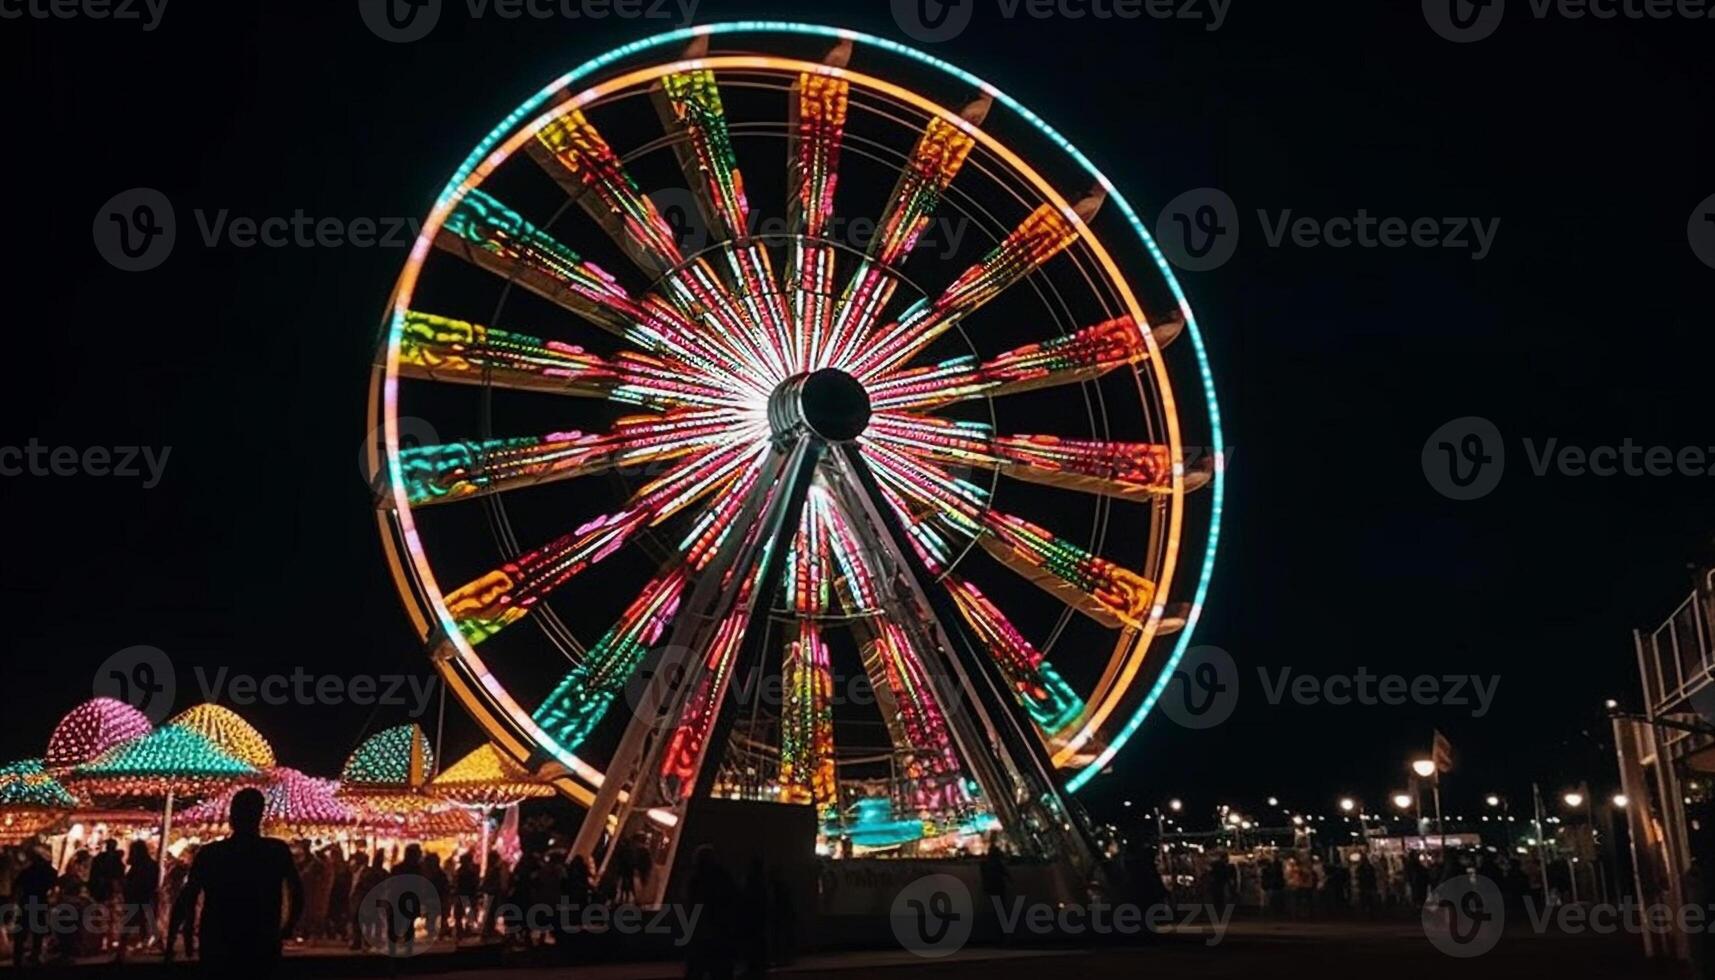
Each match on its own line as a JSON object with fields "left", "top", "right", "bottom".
{"left": 3, "top": 1, "right": 1711, "bottom": 831}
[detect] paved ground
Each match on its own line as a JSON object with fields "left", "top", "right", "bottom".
{"left": 420, "top": 921, "right": 1675, "bottom": 980}
{"left": 2, "top": 918, "right": 1681, "bottom": 978}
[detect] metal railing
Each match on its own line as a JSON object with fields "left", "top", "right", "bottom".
{"left": 1641, "top": 577, "right": 1715, "bottom": 722}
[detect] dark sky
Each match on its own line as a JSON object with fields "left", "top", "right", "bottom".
{"left": 3, "top": 1, "right": 1711, "bottom": 830}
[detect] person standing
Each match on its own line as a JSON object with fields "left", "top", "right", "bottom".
{"left": 167, "top": 789, "right": 304, "bottom": 976}
{"left": 684, "top": 846, "right": 737, "bottom": 980}
{"left": 349, "top": 851, "right": 388, "bottom": 951}
{"left": 9, "top": 848, "right": 56, "bottom": 968}
{"left": 453, "top": 851, "right": 479, "bottom": 941}
{"left": 118, "top": 839, "right": 159, "bottom": 959}
{"left": 324, "top": 845, "right": 350, "bottom": 942}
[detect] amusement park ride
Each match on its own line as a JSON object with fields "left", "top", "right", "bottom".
{"left": 366, "top": 23, "right": 1223, "bottom": 907}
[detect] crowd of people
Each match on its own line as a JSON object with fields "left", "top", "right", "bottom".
{"left": 1180, "top": 845, "right": 1549, "bottom": 915}
{"left": 1, "top": 793, "right": 791, "bottom": 978}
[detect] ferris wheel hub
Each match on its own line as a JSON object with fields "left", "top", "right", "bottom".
{"left": 767, "top": 368, "right": 871, "bottom": 442}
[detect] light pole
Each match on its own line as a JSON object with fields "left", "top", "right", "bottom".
{"left": 1413, "top": 759, "right": 1443, "bottom": 854}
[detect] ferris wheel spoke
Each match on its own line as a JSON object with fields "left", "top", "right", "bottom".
{"left": 849, "top": 197, "right": 1094, "bottom": 381}
{"left": 654, "top": 66, "right": 750, "bottom": 243}
{"left": 531, "top": 566, "right": 688, "bottom": 755}
{"left": 820, "top": 102, "right": 987, "bottom": 370}
{"left": 397, "top": 310, "right": 736, "bottom": 408}
{"left": 870, "top": 413, "right": 1199, "bottom": 500}
{"left": 785, "top": 66, "right": 849, "bottom": 372}
{"left": 528, "top": 108, "right": 688, "bottom": 277}
{"left": 973, "top": 509, "right": 1156, "bottom": 630}
{"left": 862, "top": 441, "right": 1156, "bottom": 629}
{"left": 943, "top": 576, "right": 1085, "bottom": 735}
{"left": 867, "top": 314, "right": 1172, "bottom": 412}
{"left": 395, "top": 409, "right": 759, "bottom": 507}
{"left": 437, "top": 188, "right": 758, "bottom": 387}
{"left": 530, "top": 452, "right": 771, "bottom": 754}
{"left": 780, "top": 491, "right": 840, "bottom": 807}
{"left": 779, "top": 619, "right": 837, "bottom": 809}
{"left": 440, "top": 441, "right": 767, "bottom": 643}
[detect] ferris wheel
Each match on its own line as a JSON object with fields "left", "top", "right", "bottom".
{"left": 368, "top": 22, "right": 1222, "bottom": 901}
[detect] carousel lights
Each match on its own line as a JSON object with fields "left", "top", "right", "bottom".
{"left": 44, "top": 697, "right": 152, "bottom": 771}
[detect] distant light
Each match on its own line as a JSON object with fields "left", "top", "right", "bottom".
{"left": 1227, "top": 813, "right": 1243, "bottom": 826}
{"left": 1604, "top": 699, "right": 1619, "bottom": 711}
{"left": 1563, "top": 792, "right": 1585, "bottom": 809}
{"left": 1292, "top": 815, "right": 1305, "bottom": 826}
{"left": 1168, "top": 799, "right": 1183, "bottom": 812}
{"left": 1393, "top": 794, "right": 1413, "bottom": 810}
{"left": 1267, "top": 797, "right": 1280, "bottom": 807}
{"left": 1412, "top": 760, "right": 1437, "bottom": 779}
{"left": 1123, "top": 800, "right": 1133, "bottom": 808}
{"left": 1339, "top": 798, "right": 1356, "bottom": 813}
{"left": 1612, "top": 794, "right": 1629, "bottom": 808}
{"left": 1485, "top": 795, "right": 1501, "bottom": 807}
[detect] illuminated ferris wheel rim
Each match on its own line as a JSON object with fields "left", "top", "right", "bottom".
{"left": 373, "top": 22, "right": 1225, "bottom": 804}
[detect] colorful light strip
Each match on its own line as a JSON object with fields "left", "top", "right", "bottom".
{"left": 867, "top": 315, "right": 1150, "bottom": 411}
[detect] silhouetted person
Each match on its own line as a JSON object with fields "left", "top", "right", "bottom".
{"left": 168, "top": 788, "right": 304, "bottom": 976}
{"left": 453, "top": 851, "right": 479, "bottom": 940}
{"left": 684, "top": 846, "right": 737, "bottom": 980}
{"left": 350, "top": 850, "right": 387, "bottom": 950}
{"left": 119, "top": 839, "right": 159, "bottom": 957}
{"left": 739, "top": 856, "right": 768, "bottom": 978}
{"left": 10, "top": 848, "right": 56, "bottom": 967}
{"left": 981, "top": 842, "right": 1012, "bottom": 943}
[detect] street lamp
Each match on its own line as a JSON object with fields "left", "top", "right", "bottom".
{"left": 1613, "top": 794, "right": 1629, "bottom": 808}
{"left": 1339, "top": 798, "right": 1356, "bottom": 814}
{"left": 1168, "top": 799, "right": 1183, "bottom": 813}
{"left": 1485, "top": 795, "right": 1501, "bottom": 808}
{"left": 1563, "top": 791, "right": 1585, "bottom": 809}
{"left": 1412, "top": 759, "right": 1437, "bottom": 779}
{"left": 1393, "top": 793, "right": 1413, "bottom": 810}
